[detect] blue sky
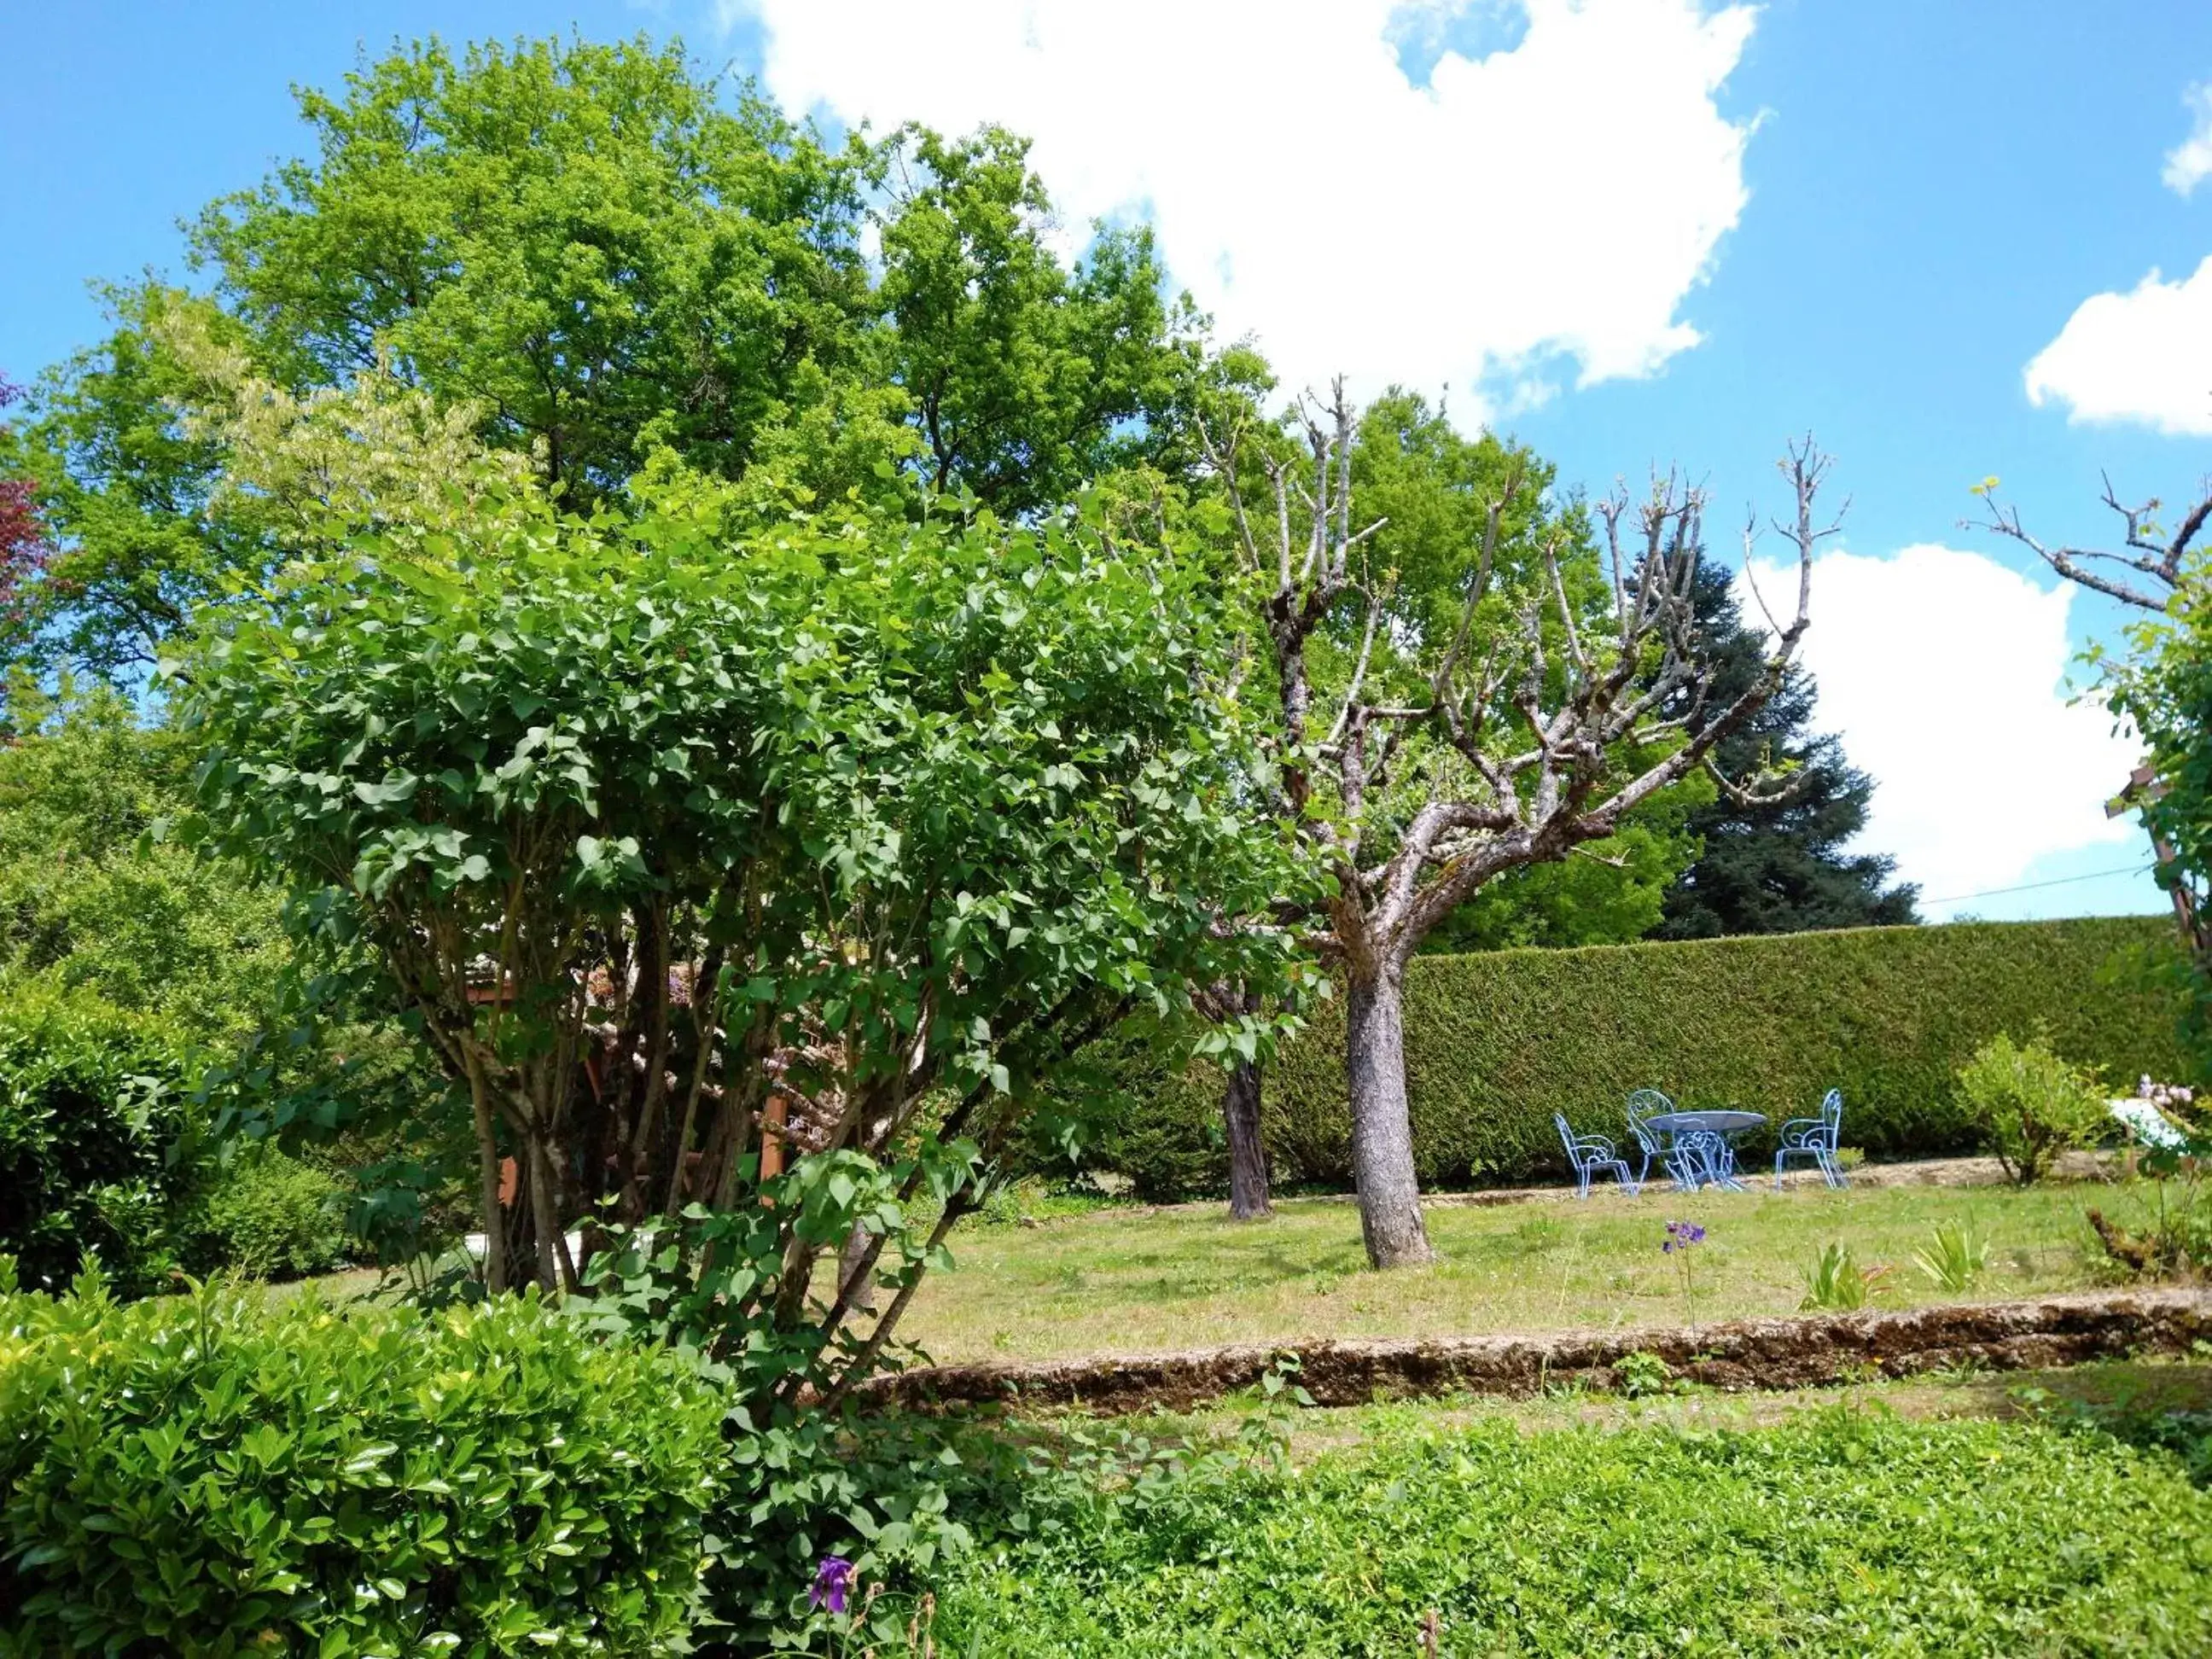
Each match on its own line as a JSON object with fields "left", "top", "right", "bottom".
{"left": 6, "top": 1, "right": 2210, "bottom": 921}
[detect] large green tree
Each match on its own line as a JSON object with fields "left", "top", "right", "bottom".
{"left": 876, "top": 127, "right": 1204, "bottom": 516}
{"left": 1654, "top": 558, "right": 1918, "bottom": 939}
{"left": 3, "top": 34, "right": 1208, "bottom": 687}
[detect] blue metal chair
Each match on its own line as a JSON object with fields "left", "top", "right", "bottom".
{"left": 1774, "top": 1089, "right": 1848, "bottom": 1190}
{"left": 1626, "top": 1090, "right": 1707, "bottom": 1192}
{"left": 1556, "top": 1114, "right": 1641, "bottom": 1197}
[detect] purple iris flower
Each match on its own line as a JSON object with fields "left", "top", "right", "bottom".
{"left": 809, "top": 1555, "right": 855, "bottom": 1615}
{"left": 1662, "top": 1220, "right": 1706, "bottom": 1253}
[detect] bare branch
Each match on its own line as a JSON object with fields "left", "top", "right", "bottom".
{"left": 1969, "top": 470, "right": 2211, "bottom": 613}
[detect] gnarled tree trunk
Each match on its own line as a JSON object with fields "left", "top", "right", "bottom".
{"left": 1345, "top": 962, "right": 1432, "bottom": 1267}
{"left": 1222, "top": 1057, "right": 1272, "bottom": 1220}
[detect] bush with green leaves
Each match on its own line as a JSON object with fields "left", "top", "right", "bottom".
{"left": 1956, "top": 1031, "right": 2110, "bottom": 1185}
{"left": 0, "top": 980, "right": 205, "bottom": 1293}
{"left": 176, "top": 474, "right": 1305, "bottom": 1424}
{"left": 197, "top": 1140, "right": 349, "bottom": 1279}
{"left": 1074, "top": 917, "right": 2186, "bottom": 1196}
{"left": 0, "top": 683, "right": 292, "bottom": 1045}
{"left": 928, "top": 1406, "right": 2212, "bottom": 1656}
{"left": 0, "top": 1268, "right": 724, "bottom": 1655}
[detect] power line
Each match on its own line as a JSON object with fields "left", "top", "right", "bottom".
{"left": 1922, "top": 864, "right": 2154, "bottom": 907}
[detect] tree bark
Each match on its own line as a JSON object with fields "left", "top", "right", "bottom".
{"left": 465, "top": 1063, "right": 508, "bottom": 1295}
{"left": 1223, "top": 1057, "right": 1272, "bottom": 1220}
{"left": 838, "top": 1220, "right": 881, "bottom": 1313}
{"left": 1344, "top": 963, "right": 1433, "bottom": 1268}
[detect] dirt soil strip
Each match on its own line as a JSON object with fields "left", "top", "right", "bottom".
{"left": 859, "top": 1289, "right": 2212, "bottom": 1416}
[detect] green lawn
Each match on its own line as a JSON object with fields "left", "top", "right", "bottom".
{"left": 926, "top": 1385, "right": 2212, "bottom": 1657}
{"left": 902, "top": 1176, "right": 2131, "bottom": 1364}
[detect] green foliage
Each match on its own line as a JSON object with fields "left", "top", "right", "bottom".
{"left": 0, "top": 681, "right": 288, "bottom": 1042}
{"left": 190, "top": 36, "right": 877, "bottom": 506}
{"left": 0, "top": 286, "right": 253, "bottom": 678}
{"left": 1610, "top": 1350, "right": 1678, "bottom": 1399}
{"left": 2083, "top": 498, "right": 2212, "bottom": 1069}
{"left": 1914, "top": 1222, "right": 1989, "bottom": 1293}
{"left": 876, "top": 126, "right": 1204, "bottom": 515}
{"left": 1417, "top": 801, "right": 1699, "bottom": 954}
{"left": 0, "top": 981, "right": 203, "bottom": 1293}
{"left": 196, "top": 1140, "right": 348, "bottom": 1280}
{"left": 0, "top": 678, "right": 465, "bottom": 1266}
{"left": 1800, "top": 1241, "right": 1891, "bottom": 1310}
{"left": 8, "top": 36, "right": 1213, "bottom": 685}
{"left": 178, "top": 470, "right": 1303, "bottom": 1361}
{"left": 928, "top": 1407, "right": 2212, "bottom": 1656}
{"left": 0, "top": 1272, "right": 724, "bottom": 1656}
{"left": 1956, "top": 1031, "right": 2110, "bottom": 1185}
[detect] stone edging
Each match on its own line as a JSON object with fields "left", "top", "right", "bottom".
{"left": 858, "top": 1289, "right": 2212, "bottom": 1416}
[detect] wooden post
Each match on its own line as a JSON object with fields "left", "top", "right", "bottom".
{"left": 760, "top": 1094, "right": 789, "bottom": 1182}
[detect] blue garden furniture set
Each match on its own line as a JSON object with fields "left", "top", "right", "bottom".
{"left": 1554, "top": 1087, "right": 1850, "bottom": 1198}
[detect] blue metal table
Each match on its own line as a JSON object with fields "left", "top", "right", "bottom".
{"left": 1644, "top": 1110, "right": 1767, "bottom": 1190}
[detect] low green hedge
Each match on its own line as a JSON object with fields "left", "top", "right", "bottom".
{"left": 933, "top": 1407, "right": 2212, "bottom": 1656}
{"left": 0, "top": 1272, "right": 724, "bottom": 1655}
{"left": 1089, "top": 918, "right": 2192, "bottom": 1195}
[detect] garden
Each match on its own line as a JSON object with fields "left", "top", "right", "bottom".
{"left": 3, "top": 29, "right": 2212, "bottom": 1659}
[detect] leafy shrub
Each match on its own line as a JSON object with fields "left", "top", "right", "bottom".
{"left": 1957, "top": 1032, "right": 2110, "bottom": 1185}
{"left": 1610, "top": 1350, "right": 1678, "bottom": 1398}
{"left": 198, "top": 1140, "right": 349, "bottom": 1279}
{"left": 1914, "top": 1222, "right": 1989, "bottom": 1293}
{"left": 0, "top": 979, "right": 204, "bottom": 1293}
{"left": 929, "top": 1407, "right": 2212, "bottom": 1655}
{"left": 1032, "top": 1025, "right": 1231, "bottom": 1201}
{"left": 1801, "top": 1241, "right": 1892, "bottom": 1310}
{"left": 0, "top": 1269, "right": 724, "bottom": 1655}
{"left": 1082, "top": 917, "right": 2186, "bottom": 1196}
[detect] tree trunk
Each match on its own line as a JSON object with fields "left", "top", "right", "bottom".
{"left": 465, "top": 1064, "right": 508, "bottom": 1295}
{"left": 1223, "top": 1057, "right": 1272, "bottom": 1220}
{"left": 1345, "top": 963, "right": 1433, "bottom": 1268}
{"left": 839, "top": 1220, "right": 881, "bottom": 1313}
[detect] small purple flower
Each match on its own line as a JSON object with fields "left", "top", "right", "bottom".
{"left": 1662, "top": 1220, "right": 1705, "bottom": 1254}
{"left": 809, "top": 1555, "right": 855, "bottom": 1615}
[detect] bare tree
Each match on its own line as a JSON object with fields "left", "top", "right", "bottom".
{"left": 1974, "top": 473, "right": 2210, "bottom": 613}
{"left": 1202, "top": 385, "right": 1832, "bottom": 1267}
{"left": 1973, "top": 473, "right": 2212, "bottom": 953}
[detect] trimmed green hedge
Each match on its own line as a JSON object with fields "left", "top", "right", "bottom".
{"left": 1092, "top": 918, "right": 2192, "bottom": 1195}
{"left": 0, "top": 1275, "right": 724, "bottom": 1654}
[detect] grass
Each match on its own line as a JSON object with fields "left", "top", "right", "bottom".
{"left": 902, "top": 1176, "right": 2131, "bottom": 1364}
{"left": 925, "top": 1382, "right": 2212, "bottom": 1657}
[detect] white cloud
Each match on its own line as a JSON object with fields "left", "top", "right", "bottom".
{"left": 2022, "top": 255, "right": 2212, "bottom": 437}
{"left": 733, "top": 0, "right": 1758, "bottom": 410}
{"left": 2164, "top": 81, "right": 2212, "bottom": 196}
{"left": 1743, "top": 544, "right": 2140, "bottom": 917}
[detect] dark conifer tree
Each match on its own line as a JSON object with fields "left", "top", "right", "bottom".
{"left": 1656, "top": 560, "right": 1918, "bottom": 938}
